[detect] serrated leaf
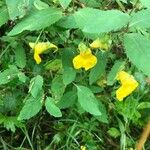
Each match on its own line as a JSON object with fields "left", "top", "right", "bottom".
{"left": 0, "top": 6, "right": 9, "bottom": 27}
{"left": 124, "top": 33, "right": 150, "bottom": 76}
{"left": 129, "top": 9, "right": 150, "bottom": 29}
{"left": 15, "top": 44, "right": 26, "bottom": 68}
{"left": 0, "top": 65, "right": 19, "bottom": 85}
{"left": 18, "top": 94, "right": 43, "bottom": 120}
{"left": 8, "top": 8, "right": 62, "bottom": 36}
{"left": 89, "top": 52, "right": 107, "bottom": 85}
{"left": 74, "top": 8, "right": 129, "bottom": 33}
{"left": 107, "top": 60, "right": 125, "bottom": 85}
{"left": 138, "top": 102, "right": 150, "bottom": 109}
{"left": 45, "top": 97, "right": 62, "bottom": 117}
{"left": 29, "top": 75, "right": 43, "bottom": 98}
{"left": 57, "top": 91, "right": 77, "bottom": 109}
{"left": 59, "top": 0, "right": 72, "bottom": 9}
{"left": 5, "top": 0, "right": 34, "bottom": 20}
{"left": 77, "top": 85, "right": 101, "bottom": 116}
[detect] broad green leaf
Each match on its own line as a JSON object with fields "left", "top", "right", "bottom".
{"left": 89, "top": 52, "right": 107, "bottom": 85}
{"left": 124, "top": 33, "right": 150, "bottom": 76}
{"left": 140, "top": 0, "right": 150, "bottom": 8}
{"left": 15, "top": 44, "right": 26, "bottom": 68}
{"left": 51, "top": 76, "right": 66, "bottom": 100}
{"left": 29, "top": 75, "right": 43, "bottom": 98}
{"left": 57, "top": 91, "right": 77, "bottom": 109}
{"left": 8, "top": 8, "right": 62, "bottom": 36}
{"left": 45, "top": 97, "right": 62, "bottom": 117}
{"left": 63, "top": 67, "right": 76, "bottom": 85}
{"left": 56, "top": 15, "right": 78, "bottom": 29}
{"left": 129, "top": 9, "right": 150, "bottom": 29}
{"left": 74, "top": 8, "right": 129, "bottom": 33}
{"left": 0, "top": 6, "right": 9, "bottom": 27}
{"left": 94, "top": 99, "right": 108, "bottom": 123}
{"left": 18, "top": 94, "right": 43, "bottom": 120}
{"left": 0, "top": 65, "right": 19, "bottom": 85}
{"left": 107, "top": 60, "right": 125, "bottom": 86}
{"left": 77, "top": 85, "right": 101, "bottom": 116}
{"left": 59, "top": 0, "right": 72, "bottom": 9}
{"left": 5, "top": 0, "right": 34, "bottom": 20}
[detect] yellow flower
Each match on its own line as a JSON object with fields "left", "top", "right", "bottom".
{"left": 116, "top": 71, "right": 139, "bottom": 101}
{"left": 73, "top": 48, "right": 97, "bottom": 70}
{"left": 80, "top": 146, "right": 86, "bottom": 150}
{"left": 29, "top": 42, "right": 58, "bottom": 64}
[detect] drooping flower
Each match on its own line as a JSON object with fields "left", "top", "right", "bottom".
{"left": 73, "top": 48, "right": 97, "bottom": 71}
{"left": 116, "top": 71, "right": 139, "bottom": 101}
{"left": 29, "top": 42, "right": 58, "bottom": 64}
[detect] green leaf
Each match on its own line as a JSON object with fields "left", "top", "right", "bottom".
{"left": 5, "top": 0, "right": 34, "bottom": 20}
{"left": 29, "top": 75, "right": 43, "bottom": 98}
{"left": 18, "top": 72, "right": 27, "bottom": 83}
{"left": 0, "top": 6, "right": 9, "bottom": 27}
{"left": 107, "top": 60, "right": 125, "bottom": 86}
{"left": 0, "top": 65, "right": 19, "bottom": 85}
{"left": 129, "top": 9, "right": 150, "bottom": 29}
{"left": 140, "top": 0, "right": 150, "bottom": 8}
{"left": 57, "top": 91, "right": 77, "bottom": 109}
{"left": 138, "top": 102, "right": 150, "bottom": 109}
{"left": 74, "top": 8, "right": 129, "bottom": 33}
{"left": 59, "top": 0, "right": 72, "bottom": 9}
{"left": 34, "top": 0, "right": 49, "bottom": 10}
{"left": 18, "top": 94, "right": 43, "bottom": 120}
{"left": 124, "top": 33, "right": 150, "bottom": 76}
{"left": 51, "top": 76, "right": 66, "bottom": 100}
{"left": 63, "top": 67, "right": 76, "bottom": 85}
{"left": 8, "top": 8, "right": 62, "bottom": 36}
{"left": 77, "top": 85, "right": 101, "bottom": 116}
{"left": 45, "top": 97, "right": 62, "bottom": 117}
{"left": 0, "top": 114, "right": 24, "bottom": 132}
{"left": 89, "top": 52, "right": 107, "bottom": 85}
{"left": 15, "top": 44, "right": 26, "bottom": 68}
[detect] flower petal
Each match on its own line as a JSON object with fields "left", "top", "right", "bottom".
{"left": 116, "top": 71, "right": 139, "bottom": 101}
{"left": 34, "top": 53, "right": 42, "bottom": 64}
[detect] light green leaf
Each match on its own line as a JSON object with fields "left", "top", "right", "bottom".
{"left": 63, "top": 67, "right": 76, "bottom": 85}
{"left": 124, "top": 33, "right": 150, "bottom": 76}
{"left": 107, "top": 60, "right": 125, "bottom": 85}
{"left": 140, "top": 0, "right": 150, "bottom": 8}
{"left": 57, "top": 91, "right": 77, "bottom": 109}
{"left": 5, "top": 0, "right": 34, "bottom": 20}
{"left": 8, "top": 8, "right": 62, "bottom": 36}
{"left": 0, "top": 65, "right": 19, "bottom": 85}
{"left": 51, "top": 76, "right": 66, "bottom": 100}
{"left": 89, "top": 52, "right": 107, "bottom": 85}
{"left": 34, "top": 0, "right": 49, "bottom": 10}
{"left": 77, "top": 85, "right": 101, "bottom": 116}
{"left": 59, "top": 0, "right": 72, "bottom": 9}
{"left": 0, "top": 6, "right": 9, "bottom": 27}
{"left": 74, "top": 8, "right": 129, "bottom": 33}
{"left": 18, "top": 72, "right": 27, "bottom": 83}
{"left": 18, "top": 94, "right": 43, "bottom": 120}
{"left": 29, "top": 75, "right": 43, "bottom": 98}
{"left": 129, "top": 9, "right": 150, "bottom": 29}
{"left": 15, "top": 44, "right": 26, "bottom": 68}
{"left": 45, "top": 97, "right": 62, "bottom": 117}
